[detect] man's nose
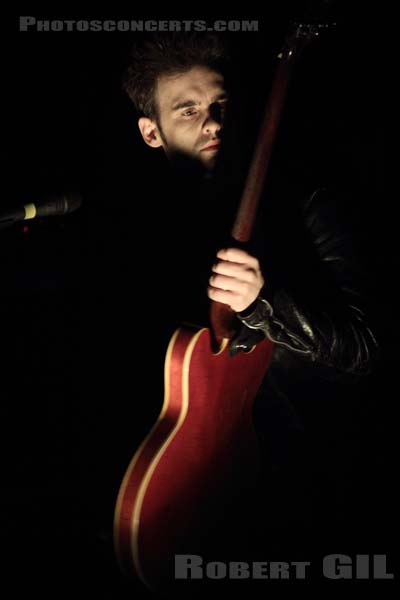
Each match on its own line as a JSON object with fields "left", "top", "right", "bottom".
{"left": 202, "top": 103, "right": 223, "bottom": 135}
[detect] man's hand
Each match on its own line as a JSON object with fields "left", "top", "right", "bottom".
{"left": 207, "top": 247, "right": 264, "bottom": 313}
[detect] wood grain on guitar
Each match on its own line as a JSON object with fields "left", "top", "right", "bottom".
{"left": 114, "top": 327, "right": 273, "bottom": 589}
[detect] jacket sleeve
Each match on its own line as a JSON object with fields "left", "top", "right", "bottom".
{"left": 233, "top": 188, "right": 379, "bottom": 376}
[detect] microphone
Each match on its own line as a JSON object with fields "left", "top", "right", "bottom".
{"left": 0, "top": 191, "right": 82, "bottom": 230}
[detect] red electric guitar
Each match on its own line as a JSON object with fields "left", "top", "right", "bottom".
{"left": 114, "top": 22, "right": 322, "bottom": 591}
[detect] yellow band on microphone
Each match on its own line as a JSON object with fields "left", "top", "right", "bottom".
{"left": 24, "top": 203, "right": 37, "bottom": 220}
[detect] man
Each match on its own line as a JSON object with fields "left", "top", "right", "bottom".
{"left": 124, "top": 32, "right": 377, "bottom": 365}
{"left": 121, "top": 31, "right": 379, "bottom": 561}
{"left": 124, "top": 34, "right": 267, "bottom": 324}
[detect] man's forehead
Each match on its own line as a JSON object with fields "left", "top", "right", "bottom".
{"left": 156, "top": 66, "right": 225, "bottom": 109}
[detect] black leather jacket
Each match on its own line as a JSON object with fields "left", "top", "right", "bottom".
{"left": 231, "top": 186, "right": 379, "bottom": 380}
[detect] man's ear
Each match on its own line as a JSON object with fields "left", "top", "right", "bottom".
{"left": 138, "top": 117, "right": 163, "bottom": 148}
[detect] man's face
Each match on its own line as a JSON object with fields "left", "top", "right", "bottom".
{"left": 140, "top": 66, "right": 228, "bottom": 170}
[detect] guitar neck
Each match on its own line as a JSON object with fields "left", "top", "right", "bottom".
{"left": 231, "top": 22, "right": 322, "bottom": 243}
{"left": 231, "top": 57, "right": 294, "bottom": 242}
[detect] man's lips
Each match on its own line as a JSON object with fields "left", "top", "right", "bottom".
{"left": 201, "top": 142, "right": 221, "bottom": 152}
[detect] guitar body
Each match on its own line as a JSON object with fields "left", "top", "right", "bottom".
{"left": 114, "top": 325, "right": 273, "bottom": 590}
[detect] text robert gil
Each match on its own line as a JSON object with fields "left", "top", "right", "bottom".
{"left": 175, "top": 554, "right": 394, "bottom": 580}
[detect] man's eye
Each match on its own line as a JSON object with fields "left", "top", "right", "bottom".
{"left": 182, "top": 109, "right": 196, "bottom": 117}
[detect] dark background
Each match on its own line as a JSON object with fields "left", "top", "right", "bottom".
{"left": 4, "top": 4, "right": 395, "bottom": 596}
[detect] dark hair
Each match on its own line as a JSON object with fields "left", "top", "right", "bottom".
{"left": 122, "top": 32, "right": 229, "bottom": 119}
